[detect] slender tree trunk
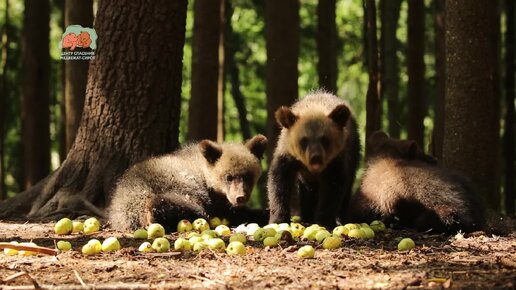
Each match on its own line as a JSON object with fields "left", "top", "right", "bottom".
{"left": 505, "top": 0, "right": 515, "bottom": 216}
{"left": 407, "top": 0, "right": 425, "bottom": 148}
{"left": 189, "top": 0, "right": 222, "bottom": 142}
{"left": 365, "top": 0, "right": 381, "bottom": 154}
{"left": 0, "top": 0, "right": 9, "bottom": 200}
{"left": 431, "top": 0, "right": 445, "bottom": 161}
{"left": 217, "top": 0, "right": 226, "bottom": 143}
{"left": 317, "top": 0, "right": 337, "bottom": 93}
{"left": 443, "top": 0, "right": 500, "bottom": 210}
{"left": 63, "top": 0, "right": 93, "bottom": 154}
{"left": 265, "top": 0, "right": 299, "bottom": 162}
{"left": 380, "top": 0, "right": 402, "bottom": 138}
{"left": 21, "top": 0, "right": 51, "bottom": 189}
{"left": 0, "top": 0, "right": 187, "bottom": 219}
{"left": 225, "top": 1, "right": 251, "bottom": 141}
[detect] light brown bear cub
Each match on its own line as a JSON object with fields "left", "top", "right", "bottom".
{"left": 108, "top": 135, "right": 268, "bottom": 231}
{"left": 347, "top": 131, "right": 485, "bottom": 233}
{"left": 268, "top": 91, "right": 360, "bottom": 228}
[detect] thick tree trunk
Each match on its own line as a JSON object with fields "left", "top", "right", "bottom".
{"left": 63, "top": 0, "right": 93, "bottom": 153}
{"left": 505, "top": 0, "right": 515, "bottom": 216}
{"left": 407, "top": 0, "right": 425, "bottom": 148}
{"left": 0, "top": 0, "right": 187, "bottom": 219}
{"left": 431, "top": 0, "right": 445, "bottom": 161}
{"left": 365, "top": 0, "right": 381, "bottom": 154}
{"left": 380, "top": 0, "right": 402, "bottom": 138}
{"left": 265, "top": 0, "right": 299, "bottom": 162}
{"left": 443, "top": 0, "right": 500, "bottom": 210}
{"left": 188, "top": 0, "right": 222, "bottom": 142}
{"left": 317, "top": 0, "right": 337, "bottom": 93}
{"left": 21, "top": 0, "right": 50, "bottom": 189}
{"left": 0, "top": 0, "right": 8, "bottom": 200}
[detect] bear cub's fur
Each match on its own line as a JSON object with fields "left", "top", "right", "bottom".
{"left": 108, "top": 135, "right": 268, "bottom": 231}
{"left": 268, "top": 91, "right": 360, "bottom": 228}
{"left": 347, "top": 131, "right": 485, "bottom": 233}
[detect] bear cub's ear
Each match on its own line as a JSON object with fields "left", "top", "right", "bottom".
{"left": 328, "top": 104, "right": 350, "bottom": 127}
{"left": 275, "top": 106, "right": 298, "bottom": 129}
{"left": 245, "top": 134, "right": 268, "bottom": 160}
{"left": 199, "top": 140, "right": 223, "bottom": 164}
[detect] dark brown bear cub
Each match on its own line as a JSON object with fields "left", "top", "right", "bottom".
{"left": 268, "top": 91, "right": 360, "bottom": 228}
{"left": 347, "top": 131, "right": 485, "bottom": 233}
{"left": 108, "top": 135, "right": 268, "bottom": 231}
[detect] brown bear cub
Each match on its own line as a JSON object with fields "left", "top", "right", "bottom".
{"left": 108, "top": 135, "right": 268, "bottom": 231}
{"left": 347, "top": 131, "right": 485, "bottom": 233}
{"left": 268, "top": 91, "right": 360, "bottom": 228}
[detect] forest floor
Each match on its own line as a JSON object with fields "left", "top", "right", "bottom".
{"left": 0, "top": 220, "right": 515, "bottom": 290}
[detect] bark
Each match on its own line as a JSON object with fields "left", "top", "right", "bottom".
{"left": 63, "top": 0, "right": 93, "bottom": 153}
{"left": 225, "top": 1, "right": 251, "bottom": 140}
{"left": 21, "top": 0, "right": 51, "bottom": 189}
{"left": 0, "top": 0, "right": 187, "bottom": 219}
{"left": 217, "top": 0, "right": 225, "bottom": 143}
{"left": 0, "top": 0, "right": 9, "bottom": 200}
{"left": 380, "top": 0, "right": 402, "bottom": 138}
{"left": 365, "top": 0, "right": 381, "bottom": 155}
{"left": 443, "top": 0, "right": 500, "bottom": 210}
{"left": 505, "top": 0, "right": 515, "bottom": 216}
{"left": 265, "top": 0, "right": 299, "bottom": 162}
{"left": 407, "top": 0, "right": 425, "bottom": 148}
{"left": 431, "top": 0, "right": 445, "bottom": 161}
{"left": 317, "top": 0, "right": 337, "bottom": 93}
{"left": 188, "top": 0, "right": 222, "bottom": 142}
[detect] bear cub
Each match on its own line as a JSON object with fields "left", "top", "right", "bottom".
{"left": 268, "top": 91, "right": 360, "bottom": 228}
{"left": 347, "top": 131, "right": 485, "bottom": 233}
{"left": 108, "top": 135, "right": 268, "bottom": 231}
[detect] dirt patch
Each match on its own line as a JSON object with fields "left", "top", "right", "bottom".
{"left": 0, "top": 221, "right": 515, "bottom": 289}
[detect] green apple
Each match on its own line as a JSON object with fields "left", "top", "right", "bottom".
{"left": 315, "top": 229, "right": 332, "bottom": 243}
{"left": 19, "top": 242, "right": 38, "bottom": 256}
{"left": 214, "top": 225, "right": 231, "bottom": 237}
{"left": 297, "top": 245, "right": 315, "bottom": 259}
{"left": 209, "top": 217, "right": 222, "bottom": 228}
{"left": 207, "top": 238, "right": 226, "bottom": 252}
{"left": 360, "top": 223, "right": 370, "bottom": 228}
{"left": 263, "top": 236, "right": 279, "bottom": 247}
{"left": 226, "top": 241, "right": 246, "bottom": 255}
{"left": 177, "top": 219, "right": 193, "bottom": 233}
{"left": 3, "top": 241, "right": 18, "bottom": 256}
{"left": 322, "top": 236, "right": 342, "bottom": 249}
{"left": 290, "top": 223, "right": 305, "bottom": 238}
{"left": 201, "top": 230, "right": 218, "bottom": 240}
{"left": 362, "top": 227, "right": 375, "bottom": 239}
{"left": 147, "top": 223, "right": 165, "bottom": 239}
{"left": 72, "top": 221, "right": 84, "bottom": 233}
{"left": 87, "top": 239, "right": 102, "bottom": 253}
{"left": 229, "top": 233, "right": 247, "bottom": 244}
{"left": 82, "top": 239, "right": 101, "bottom": 255}
{"left": 398, "top": 238, "right": 415, "bottom": 251}
{"left": 186, "top": 232, "right": 200, "bottom": 239}
{"left": 54, "top": 218, "right": 73, "bottom": 235}
{"left": 133, "top": 229, "right": 148, "bottom": 239}
{"left": 348, "top": 229, "right": 367, "bottom": 239}
{"left": 264, "top": 223, "right": 279, "bottom": 231}
{"left": 264, "top": 227, "right": 277, "bottom": 238}
{"left": 193, "top": 218, "right": 210, "bottom": 232}
{"left": 253, "top": 228, "right": 268, "bottom": 242}
{"left": 290, "top": 215, "right": 302, "bottom": 223}
{"left": 192, "top": 241, "right": 208, "bottom": 252}
{"left": 370, "top": 220, "right": 386, "bottom": 232}
{"left": 221, "top": 218, "right": 230, "bottom": 226}
{"left": 57, "top": 240, "right": 72, "bottom": 251}
{"left": 83, "top": 217, "right": 101, "bottom": 234}
{"left": 174, "top": 238, "right": 192, "bottom": 251}
{"left": 343, "top": 223, "right": 359, "bottom": 231}
{"left": 138, "top": 242, "right": 153, "bottom": 252}
{"left": 189, "top": 236, "right": 203, "bottom": 245}
{"left": 302, "top": 226, "right": 318, "bottom": 241}
{"left": 332, "top": 225, "right": 349, "bottom": 237}
{"left": 101, "top": 237, "right": 121, "bottom": 252}
{"left": 151, "top": 237, "right": 170, "bottom": 253}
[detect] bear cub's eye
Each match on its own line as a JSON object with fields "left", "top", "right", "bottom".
{"left": 299, "top": 137, "right": 309, "bottom": 150}
{"left": 225, "top": 175, "right": 234, "bottom": 182}
{"left": 320, "top": 136, "right": 330, "bottom": 149}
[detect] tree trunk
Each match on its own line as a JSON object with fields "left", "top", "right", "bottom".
{"left": 431, "top": 0, "right": 445, "bottom": 161}
{"left": 504, "top": 0, "right": 515, "bottom": 216}
{"left": 0, "top": 0, "right": 187, "bottom": 219}
{"left": 317, "top": 0, "right": 337, "bottom": 93}
{"left": 63, "top": 0, "right": 93, "bottom": 153}
{"left": 380, "top": 0, "right": 402, "bottom": 138}
{"left": 407, "top": 0, "right": 425, "bottom": 148}
{"left": 21, "top": 0, "right": 51, "bottom": 189}
{"left": 225, "top": 1, "right": 251, "bottom": 141}
{"left": 0, "top": 0, "right": 9, "bottom": 200}
{"left": 217, "top": 0, "right": 226, "bottom": 143}
{"left": 443, "top": 0, "right": 500, "bottom": 210}
{"left": 188, "top": 0, "right": 222, "bottom": 142}
{"left": 365, "top": 0, "right": 381, "bottom": 154}
{"left": 265, "top": 0, "right": 299, "bottom": 162}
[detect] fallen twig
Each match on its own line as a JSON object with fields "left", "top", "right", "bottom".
{"left": 2, "top": 271, "right": 42, "bottom": 289}
{"left": 0, "top": 242, "right": 58, "bottom": 255}
{"left": 73, "top": 270, "right": 88, "bottom": 288}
